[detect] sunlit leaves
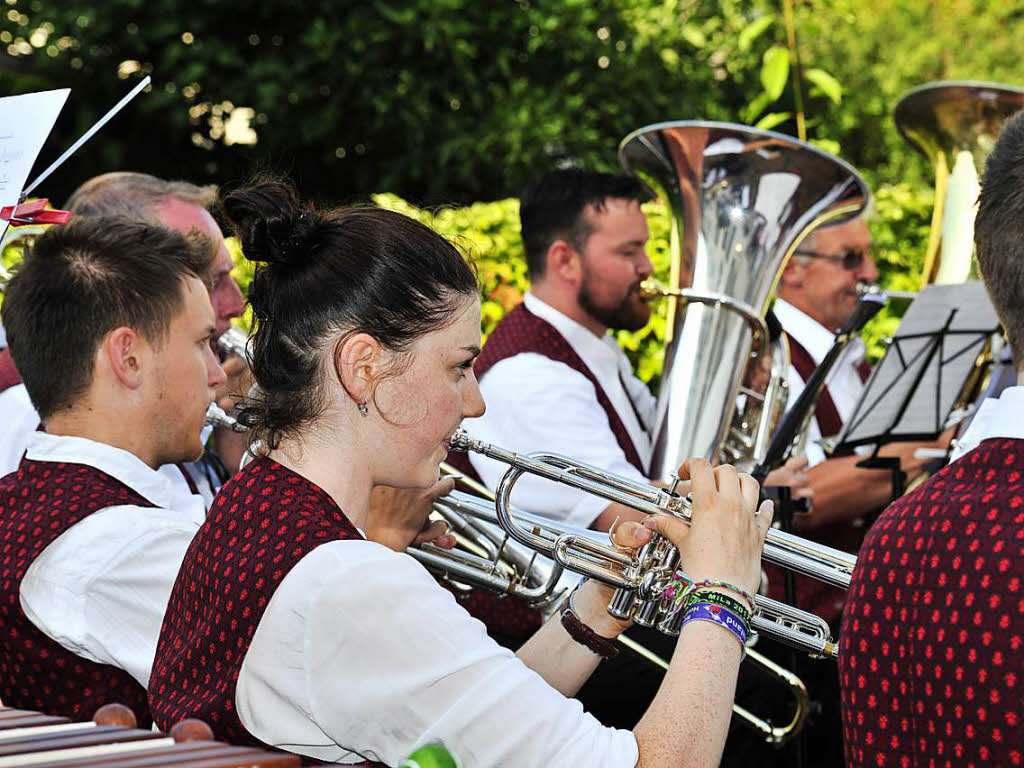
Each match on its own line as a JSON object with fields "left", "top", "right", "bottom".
{"left": 804, "top": 67, "right": 842, "bottom": 104}
{"left": 760, "top": 45, "right": 789, "bottom": 100}
{"left": 738, "top": 13, "right": 774, "bottom": 52}
{"left": 755, "top": 111, "right": 791, "bottom": 130}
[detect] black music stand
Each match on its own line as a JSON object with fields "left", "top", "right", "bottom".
{"left": 832, "top": 281, "right": 1000, "bottom": 493}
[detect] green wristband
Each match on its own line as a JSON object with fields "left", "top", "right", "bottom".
{"left": 683, "top": 588, "right": 752, "bottom": 623}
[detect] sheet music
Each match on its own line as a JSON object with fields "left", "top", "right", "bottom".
{"left": 0, "top": 88, "right": 69, "bottom": 214}
{"left": 837, "top": 281, "right": 1000, "bottom": 447}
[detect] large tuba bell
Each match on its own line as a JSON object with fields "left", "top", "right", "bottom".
{"left": 618, "top": 122, "right": 868, "bottom": 476}
{"left": 895, "top": 80, "right": 1024, "bottom": 286}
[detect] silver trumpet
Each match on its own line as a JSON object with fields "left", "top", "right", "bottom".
{"left": 449, "top": 429, "right": 855, "bottom": 658}
{"left": 216, "top": 326, "right": 250, "bottom": 361}
{"left": 204, "top": 402, "right": 245, "bottom": 432}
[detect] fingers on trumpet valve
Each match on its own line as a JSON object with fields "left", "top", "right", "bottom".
{"left": 416, "top": 518, "right": 456, "bottom": 549}
{"left": 608, "top": 518, "right": 653, "bottom": 550}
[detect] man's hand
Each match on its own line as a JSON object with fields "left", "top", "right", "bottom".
{"left": 365, "top": 477, "right": 458, "bottom": 552}
{"left": 877, "top": 426, "right": 957, "bottom": 483}
{"left": 764, "top": 455, "right": 813, "bottom": 500}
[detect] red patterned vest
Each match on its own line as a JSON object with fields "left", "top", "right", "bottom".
{"left": 840, "top": 437, "right": 1024, "bottom": 768}
{"left": 764, "top": 335, "right": 871, "bottom": 626}
{"left": 149, "top": 457, "right": 383, "bottom": 766}
{"left": 446, "top": 303, "right": 646, "bottom": 480}
{"left": 0, "top": 458, "right": 154, "bottom": 724}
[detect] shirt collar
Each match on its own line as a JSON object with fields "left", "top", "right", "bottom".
{"left": 950, "top": 385, "right": 1024, "bottom": 462}
{"left": 773, "top": 297, "right": 865, "bottom": 367}
{"left": 24, "top": 432, "right": 179, "bottom": 508}
{"left": 523, "top": 292, "right": 623, "bottom": 376}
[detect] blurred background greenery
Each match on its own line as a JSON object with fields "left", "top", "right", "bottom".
{"left": 2, "top": 0, "right": 1019, "bottom": 381}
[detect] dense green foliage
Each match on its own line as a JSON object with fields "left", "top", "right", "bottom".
{"left": 2, "top": 1, "right": 1019, "bottom": 205}
{"left": 0, "top": 1, "right": 1013, "bottom": 382}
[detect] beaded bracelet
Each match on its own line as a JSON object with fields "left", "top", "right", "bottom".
{"left": 681, "top": 601, "right": 748, "bottom": 651}
{"left": 682, "top": 588, "right": 751, "bottom": 623}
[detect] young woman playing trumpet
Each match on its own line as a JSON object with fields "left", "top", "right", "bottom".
{"left": 148, "top": 180, "right": 774, "bottom": 768}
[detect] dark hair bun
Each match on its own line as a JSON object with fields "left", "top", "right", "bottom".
{"left": 224, "top": 179, "right": 317, "bottom": 267}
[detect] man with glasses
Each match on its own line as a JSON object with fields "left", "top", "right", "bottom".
{"left": 762, "top": 214, "right": 937, "bottom": 768}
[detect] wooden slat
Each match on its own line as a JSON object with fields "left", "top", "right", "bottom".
{"left": 0, "top": 710, "right": 70, "bottom": 730}
{"left": 0, "top": 725, "right": 162, "bottom": 757}
{"left": 0, "top": 737, "right": 176, "bottom": 767}
{"left": 0, "top": 722, "right": 97, "bottom": 741}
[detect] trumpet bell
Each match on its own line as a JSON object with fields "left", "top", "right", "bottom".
{"left": 619, "top": 122, "right": 868, "bottom": 476}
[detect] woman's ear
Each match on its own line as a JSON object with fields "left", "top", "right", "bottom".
{"left": 333, "top": 332, "right": 382, "bottom": 407}
{"left": 102, "top": 327, "right": 146, "bottom": 390}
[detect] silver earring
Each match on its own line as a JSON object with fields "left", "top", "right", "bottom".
{"left": 358, "top": 402, "right": 369, "bottom": 416}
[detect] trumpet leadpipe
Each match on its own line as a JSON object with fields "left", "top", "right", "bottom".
{"left": 217, "top": 326, "right": 250, "bottom": 360}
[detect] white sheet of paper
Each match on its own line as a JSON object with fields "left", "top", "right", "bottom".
{"left": 0, "top": 88, "right": 70, "bottom": 213}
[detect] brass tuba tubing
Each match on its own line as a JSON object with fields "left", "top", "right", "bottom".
{"left": 450, "top": 428, "right": 848, "bottom": 658}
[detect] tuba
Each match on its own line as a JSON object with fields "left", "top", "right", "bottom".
{"left": 618, "top": 122, "right": 869, "bottom": 478}
{"left": 895, "top": 80, "right": 1024, "bottom": 286}
{"left": 893, "top": 81, "right": 1024, "bottom": 434}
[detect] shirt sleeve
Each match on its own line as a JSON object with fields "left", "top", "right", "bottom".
{"left": 235, "top": 541, "right": 638, "bottom": 767}
{"left": 19, "top": 504, "right": 202, "bottom": 687}
{"left": 0, "top": 385, "right": 40, "bottom": 478}
{"left": 463, "top": 353, "right": 648, "bottom": 528}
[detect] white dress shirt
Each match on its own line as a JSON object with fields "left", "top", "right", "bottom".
{"left": 773, "top": 299, "right": 868, "bottom": 467}
{"left": 463, "top": 293, "right": 656, "bottom": 529}
{"left": 948, "top": 384, "right": 1024, "bottom": 462}
{"left": 0, "top": 383, "right": 40, "bottom": 478}
{"left": 236, "top": 540, "right": 638, "bottom": 767}
{"left": 0, "top": 383, "right": 217, "bottom": 506}
{"left": 18, "top": 432, "right": 206, "bottom": 688}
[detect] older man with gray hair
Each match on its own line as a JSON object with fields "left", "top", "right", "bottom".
{"left": 0, "top": 172, "right": 248, "bottom": 495}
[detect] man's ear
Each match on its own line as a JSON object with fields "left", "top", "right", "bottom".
{"left": 779, "top": 258, "right": 806, "bottom": 290}
{"left": 546, "top": 239, "right": 583, "bottom": 285}
{"left": 103, "top": 327, "right": 146, "bottom": 390}
{"left": 333, "top": 332, "right": 382, "bottom": 406}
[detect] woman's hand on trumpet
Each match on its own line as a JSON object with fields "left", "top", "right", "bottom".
{"left": 645, "top": 459, "right": 774, "bottom": 597}
{"left": 366, "top": 477, "right": 459, "bottom": 552}
{"left": 572, "top": 520, "right": 657, "bottom": 638}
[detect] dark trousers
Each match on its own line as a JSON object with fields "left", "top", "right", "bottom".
{"left": 720, "top": 637, "right": 845, "bottom": 768}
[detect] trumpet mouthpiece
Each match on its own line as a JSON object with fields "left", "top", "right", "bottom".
{"left": 447, "top": 428, "right": 473, "bottom": 452}
{"left": 638, "top": 278, "right": 668, "bottom": 301}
